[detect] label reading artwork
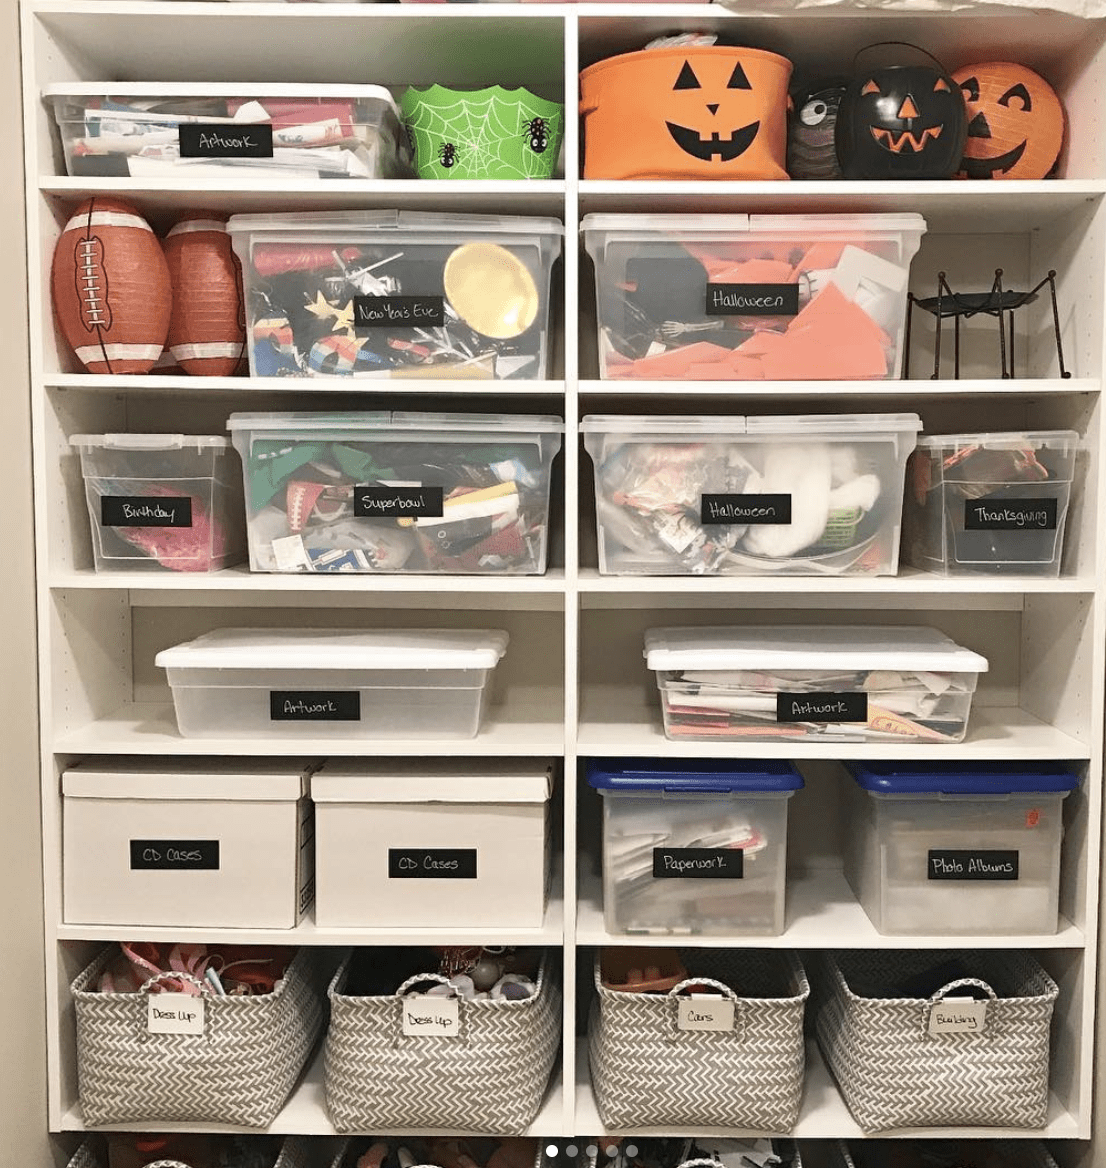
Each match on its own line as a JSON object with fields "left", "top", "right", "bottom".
{"left": 354, "top": 296, "right": 445, "bottom": 328}
{"left": 652, "top": 847, "right": 743, "bottom": 879}
{"left": 101, "top": 496, "right": 192, "bottom": 528}
{"left": 269, "top": 691, "right": 361, "bottom": 721}
{"left": 130, "top": 840, "right": 219, "bottom": 871}
{"left": 147, "top": 992, "right": 205, "bottom": 1036}
{"left": 776, "top": 691, "right": 867, "bottom": 723}
{"left": 706, "top": 283, "right": 800, "bottom": 317}
{"left": 354, "top": 486, "right": 444, "bottom": 519}
{"left": 927, "top": 849, "right": 1020, "bottom": 881}
{"left": 402, "top": 994, "right": 460, "bottom": 1038}
{"left": 178, "top": 123, "right": 274, "bottom": 158}
{"left": 700, "top": 494, "right": 792, "bottom": 526}
{"left": 964, "top": 497, "right": 1058, "bottom": 531}
{"left": 388, "top": 848, "right": 478, "bottom": 879}
{"left": 928, "top": 996, "right": 988, "bottom": 1036}
{"left": 677, "top": 996, "right": 736, "bottom": 1033}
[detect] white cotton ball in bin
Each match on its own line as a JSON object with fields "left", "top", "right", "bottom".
{"left": 492, "top": 974, "right": 536, "bottom": 1001}
{"left": 743, "top": 443, "right": 832, "bottom": 559}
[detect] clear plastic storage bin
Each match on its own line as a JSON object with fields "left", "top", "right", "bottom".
{"left": 155, "top": 627, "right": 509, "bottom": 740}
{"left": 70, "top": 433, "right": 244, "bottom": 573}
{"left": 226, "top": 210, "right": 562, "bottom": 379}
{"left": 581, "top": 213, "right": 926, "bottom": 381}
{"left": 843, "top": 761, "right": 1078, "bottom": 936}
{"left": 227, "top": 411, "right": 563, "bottom": 574}
{"left": 588, "top": 759, "right": 803, "bottom": 935}
{"left": 645, "top": 625, "right": 988, "bottom": 744}
{"left": 582, "top": 412, "right": 920, "bottom": 576}
{"left": 903, "top": 431, "right": 1080, "bottom": 577}
{"left": 45, "top": 84, "right": 411, "bottom": 179}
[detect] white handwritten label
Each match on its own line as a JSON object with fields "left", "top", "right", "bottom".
{"left": 147, "top": 992, "right": 205, "bottom": 1036}
{"left": 677, "top": 995, "right": 735, "bottom": 1032}
{"left": 928, "top": 996, "right": 987, "bottom": 1036}
{"left": 402, "top": 994, "right": 460, "bottom": 1038}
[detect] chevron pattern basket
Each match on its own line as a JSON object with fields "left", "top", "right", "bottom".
{"left": 68, "top": 1135, "right": 311, "bottom": 1168}
{"left": 588, "top": 950, "right": 810, "bottom": 1131}
{"left": 814, "top": 950, "right": 1058, "bottom": 1132}
{"left": 324, "top": 952, "right": 561, "bottom": 1133}
{"left": 72, "top": 946, "right": 325, "bottom": 1127}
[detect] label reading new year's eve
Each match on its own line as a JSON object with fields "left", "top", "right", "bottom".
{"left": 701, "top": 493, "right": 792, "bottom": 525}
{"left": 269, "top": 691, "right": 361, "bottom": 721}
{"left": 178, "top": 123, "right": 273, "bottom": 158}
{"left": 928, "top": 996, "right": 988, "bottom": 1036}
{"left": 354, "top": 295, "right": 445, "bottom": 328}
{"left": 928, "top": 849, "right": 1020, "bottom": 881}
{"left": 706, "top": 283, "right": 800, "bottom": 317}
{"left": 130, "top": 840, "right": 220, "bottom": 871}
{"left": 964, "top": 497, "right": 1058, "bottom": 531}
{"left": 388, "top": 848, "right": 478, "bottom": 879}
{"left": 354, "top": 486, "right": 444, "bottom": 519}
{"left": 776, "top": 691, "right": 868, "bottom": 723}
{"left": 652, "top": 847, "right": 744, "bottom": 879}
{"left": 101, "top": 495, "right": 192, "bottom": 528}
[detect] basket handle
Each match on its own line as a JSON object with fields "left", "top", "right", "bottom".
{"left": 393, "top": 972, "right": 469, "bottom": 1048}
{"left": 667, "top": 977, "right": 744, "bottom": 1043}
{"left": 138, "top": 970, "right": 211, "bottom": 997}
{"left": 852, "top": 41, "right": 952, "bottom": 74}
{"left": 675, "top": 1160, "right": 727, "bottom": 1168}
{"left": 924, "top": 977, "right": 997, "bottom": 1038}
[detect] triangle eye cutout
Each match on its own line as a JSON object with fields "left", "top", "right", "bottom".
{"left": 727, "top": 62, "right": 752, "bottom": 90}
{"left": 674, "top": 61, "right": 701, "bottom": 90}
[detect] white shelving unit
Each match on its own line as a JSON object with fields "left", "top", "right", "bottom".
{"left": 19, "top": 0, "right": 1106, "bottom": 1155}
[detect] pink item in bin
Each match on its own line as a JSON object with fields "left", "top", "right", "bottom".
{"left": 112, "top": 483, "right": 231, "bottom": 572}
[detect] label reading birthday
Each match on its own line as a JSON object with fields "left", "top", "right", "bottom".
{"left": 402, "top": 994, "right": 460, "bottom": 1038}
{"left": 929, "top": 996, "right": 987, "bottom": 1036}
{"left": 701, "top": 493, "right": 792, "bottom": 526}
{"left": 388, "top": 848, "right": 478, "bottom": 880}
{"left": 777, "top": 691, "right": 867, "bottom": 723}
{"left": 706, "top": 283, "right": 800, "bottom": 317}
{"left": 179, "top": 123, "right": 273, "bottom": 158}
{"left": 269, "top": 690, "right": 361, "bottom": 721}
{"left": 148, "top": 992, "right": 205, "bottom": 1036}
{"left": 354, "top": 295, "right": 445, "bottom": 328}
{"left": 928, "top": 849, "right": 1020, "bottom": 881}
{"left": 653, "top": 847, "right": 744, "bottom": 879}
{"left": 101, "top": 495, "right": 192, "bottom": 528}
{"left": 130, "top": 840, "right": 219, "bottom": 871}
{"left": 964, "top": 497, "right": 1058, "bottom": 531}
{"left": 354, "top": 486, "right": 444, "bottom": 520}
{"left": 677, "top": 996, "right": 736, "bottom": 1033}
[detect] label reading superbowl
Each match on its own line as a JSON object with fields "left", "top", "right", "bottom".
{"left": 354, "top": 296, "right": 445, "bottom": 328}
{"left": 101, "top": 496, "right": 192, "bottom": 528}
{"left": 677, "top": 996, "right": 736, "bottom": 1033}
{"left": 148, "top": 993, "right": 205, "bottom": 1036}
{"left": 388, "top": 848, "right": 478, "bottom": 879}
{"left": 701, "top": 493, "right": 792, "bottom": 525}
{"left": 928, "top": 997, "right": 987, "bottom": 1036}
{"left": 776, "top": 692, "right": 868, "bottom": 723}
{"left": 402, "top": 995, "right": 460, "bottom": 1038}
{"left": 354, "top": 486, "right": 444, "bottom": 519}
{"left": 269, "top": 691, "right": 361, "bottom": 721}
{"left": 130, "top": 840, "right": 220, "bottom": 871}
{"left": 706, "top": 283, "right": 800, "bottom": 317}
{"left": 178, "top": 123, "right": 274, "bottom": 158}
{"left": 652, "top": 848, "right": 743, "bottom": 879}
{"left": 964, "top": 497, "right": 1058, "bottom": 531}
{"left": 927, "top": 849, "right": 1020, "bottom": 881}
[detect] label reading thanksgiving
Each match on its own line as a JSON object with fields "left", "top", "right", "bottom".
{"left": 964, "top": 497, "right": 1058, "bottom": 531}
{"left": 706, "top": 283, "right": 800, "bottom": 317}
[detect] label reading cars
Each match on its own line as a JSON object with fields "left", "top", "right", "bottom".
{"left": 776, "top": 691, "right": 868, "bottom": 723}
{"left": 701, "top": 494, "right": 792, "bottom": 526}
{"left": 269, "top": 691, "right": 361, "bottom": 721}
{"left": 402, "top": 994, "right": 460, "bottom": 1038}
{"left": 147, "top": 992, "right": 205, "bottom": 1036}
{"left": 928, "top": 996, "right": 988, "bottom": 1037}
{"left": 388, "top": 848, "right": 478, "bottom": 880}
{"left": 964, "top": 497, "right": 1058, "bottom": 531}
{"left": 130, "top": 840, "right": 220, "bottom": 871}
{"left": 178, "top": 123, "right": 274, "bottom": 159}
{"left": 653, "top": 847, "right": 744, "bottom": 879}
{"left": 706, "top": 283, "right": 800, "bottom": 317}
{"left": 354, "top": 295, "right": 445, "bottom": 328}
{"left": 101, "top": 496, "right": 192, "bottom": 528}
{"left": 677, "top": 996, "right": 736, "bottom": 1033}
{"left": 354, "top": 486, "right": 444, "bottom": 520}
{"left": 928, "top": 849, "right": 1020, "bottom": 881}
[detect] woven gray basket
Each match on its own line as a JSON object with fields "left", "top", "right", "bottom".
{"left": 814, "top": 950, "right": 1058, "bottom": 1132}
{"left": 588, "top": 950, "right": 810, "bottom": 1131}
{"left": 72, "top": 946, "right": 325, "bottom": 1127}
{"left": 67, "top": 1135, "right": 311, "bottom": 1168}
{"left": 324, "top": 953, "right": 561, "bottom": 1133}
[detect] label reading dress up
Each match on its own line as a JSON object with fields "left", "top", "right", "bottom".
{"left": 354, "top": 486, "right": 444, "bottom": 519}
{"left": 402, "top": 995, "right": 460, "bottom": 1037}
{"left": 701, "top": 494, "right": 792, "bottom": 525}
{"left": 101, "top": 496, "right": 192, "bottom": 527}
{"left": 178, "top": 123, "right": 274, "bottom": 158}
{"left": 148, "top": 993, "right": 205, "bottom": 1036}
{"left": 706, "top": 284, "right": 800, "bottom": 316}
{"left": 652, "top": 848, "right": 744, "bottom": 879}
{"left": 354, "top": 296, "right": 445, "bottom": 328}
{"left": 388, "top": 848, "right": 478, "bottom": 879}
{"left": 130, "top": 840, "right": 220, "bottom": 870}
{"left": 269, "top": 691, "right": 361, "bottom": 721}
{"left": 928, "top": 849, "right": 1020, "bottom": 880}
{"left": 776, "top": 692, "right": 867, "bottom": 722}
{"left": 964, "top": 497, "right": 1058, "bottom": 530}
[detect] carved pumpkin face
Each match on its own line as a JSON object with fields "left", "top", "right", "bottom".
{"left": 952, "top": 62, "right": 1065, "bottom": 180}
{"left": 837, "top": 63, "right": 968, "bottom": 179}
{"left": 788, "top": 81, "right": 846, "bottom": 179}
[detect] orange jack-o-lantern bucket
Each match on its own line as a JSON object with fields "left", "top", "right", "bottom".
{"left": 580, "top": 46, "right": 793, "bottom": 180}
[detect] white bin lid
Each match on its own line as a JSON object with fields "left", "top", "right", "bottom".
{"left": 62, "top": 756, "right": 314, "bottom": 801}
{"left": 581, "top": 413, "right": 921, "bottom": 436}
{"left": 155, "top": 627, "right": 510, "bottom": 671}
{"left": 917, "top": 430, "right": 1080, "bottom": 450}
{"left": 312, "top": 758, "right": 552, "bottom": 803}
{"left": 70, "top": 433, "right": 230, "bottom": 452}
{"left": 581, "top": 212, "right": 927, "bottom": 237}
{"left": 43, "top": 82, "right": 401, "bottom": 116}
{"left": 226, "top": 209, "right": 564, "bottom": 239}
{"left": 227, "top": 411, "right": 564, "bottom": 435}
{"left": 645, "top": 625, "right": 988, "bottom": 673}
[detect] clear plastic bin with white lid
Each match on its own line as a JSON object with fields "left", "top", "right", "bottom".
{"left": 226, "top": 209, "right": 563, "bottom": 380}
{"left": 581, "top": 212, "right": 926, "bottom": 382}
{"left": 155, "top": 627, "right": 509, "bottom": 740}
{"left": 644, "top": 624, "right": 988, "bottom": 743}
{"left": 582, "top": 411, "right": 920, "bottom": 576}
{"left": 44, "top": 83, "right": 412, "bottom": 179}
{"left": 226, "top": 410, "right": 564, "bottom": 575}
{"left": 587, "top": 758, "right": 803, "bottom": 936}
{"left": 903, "top": 429, "right": 1081, "bottom": 577}
{"left": 842, "top": 760, "right": 1080, "bottom": 935}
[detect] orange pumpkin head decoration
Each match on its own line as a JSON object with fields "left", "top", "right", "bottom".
{"left": 952, "top": 62, "right": 1065, "bottom": 180}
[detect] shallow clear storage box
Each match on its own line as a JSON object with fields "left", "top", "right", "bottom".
{"left": 227, "top": 411, "right": 563, "bottom": 574}
{"left": 644, "top": 625, "right": 988, "bottom": 744}
{"left": 582, "top": 412, "right": 920, "bottom": 576}
{"left": 226, "top": 210, "right": 562, "bottom": 379}
{"left": 581, "top": 213, "right": 926, "bottom": 381}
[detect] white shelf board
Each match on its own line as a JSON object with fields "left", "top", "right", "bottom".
{"left": 575, "top": 868, "right": 1084, "bottom": 950}
{"left": 578, "top": 379, "right": 1097, "bottom": 398}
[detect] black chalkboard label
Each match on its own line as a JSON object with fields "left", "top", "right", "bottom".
{"left": 389, "top": 848, "right": 478, "bottom": 879}
{"left": 653, "top": 847, "right": 744, "bottom": 879}
{"left": 701, "top": 493, "right": 792, "bottom": 525}
{"left": 777, "top": 691, "right": 867, "bottom": 722}
{"left": 706, "top": 283, "right": 800, "bottom": 317}
{"left": 928, "top": 849, "right": 1020, "bottom": 881}
{"left": 130, "top": 840, "right": 219, "bottom": 871}
{"left": 269, "top": 691, "right": 361, "bottom": 721}
{"left": 178, "top": 123, "right": 273, "bottom": 158}
{"left": 101, "top": 496, "right": 192, "bottom": 528}
{"left": 354, "top": 486, "right": 444, "bottom": 519}
{"left": 964, "top": 497, "right": 1058, "bottom": 531}
{"left": 354, "top": 295, "right": 445, "bottom": 328}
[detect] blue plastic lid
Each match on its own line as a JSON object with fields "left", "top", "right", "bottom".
{"left": 587, "top": 758, "right": 803, "bottom": 794}
{"left": 847, "top": 761, "right": 1080, "bottom": 796}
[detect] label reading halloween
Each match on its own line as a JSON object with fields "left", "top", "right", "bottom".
{"left": 963, "top": 497, "right": 1058, "bottom": 531}
{"left": 776, "top": 692, "right": 867, "bottom": 723}
{"left": 148, "top": 992, "right": 205, "bottom": 1036}
{"left": 101, "top": 496, "right": 192, "bottom": 528}
{"left": 701, "top": 493, "right": 792, "bottom": 525}
{"left": 706, "top": 283, "right": 800, "bottom": 317}
{"left": 354, "top": 296, "right": 445, "bottom": 328}
{"left": 130, "top": 840, "right": 220, "bottom": 871}
{"left": 402, "top": 995, "right": 460, "bottom": 1038}
{"left": 388, "top": 848, "right": 478, "bottom": 879}
{"left": 928, "top": 997, "right": 988, "bottom": 1036}
{"left": 928, "top": 849, "right": 1020, "bottom": 881}
{"left": 269, "top": 691, "right": 361, "bottom": 721}
{"left": 677, "top": 996, "right": 736, "bottom": 1033}
{"left": 178, "top": 123, "right": 274, "bottom": 158}
{"left": 652, "top": 848, "right": 744, "bottom": 879}
{"left": 354, "top": 486, "right": 444, "bottom": 519}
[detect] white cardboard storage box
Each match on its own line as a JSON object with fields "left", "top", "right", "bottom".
{"left": 311, "top": 758, "right": 552, "bottom": 928}
{"left": 62, "top": 757, "right": 316, "bottom": 929}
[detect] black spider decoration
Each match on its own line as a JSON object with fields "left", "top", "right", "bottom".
{"left": 523, "top": 117, "right": 549, "bottom": 154}
{"left": 437, "top": 142, "right": 457, "bottom": 168}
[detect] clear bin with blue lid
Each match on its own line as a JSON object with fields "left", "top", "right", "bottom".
{"left": 587, "top": 758, "right": 803, "bottom": 936}
{"left": 842, "top": 760, "right": 1080, "bottom": 936}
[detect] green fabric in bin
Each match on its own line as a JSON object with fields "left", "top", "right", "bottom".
{"left": 248, "top": 441, "right": 394, "bottom": 511}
